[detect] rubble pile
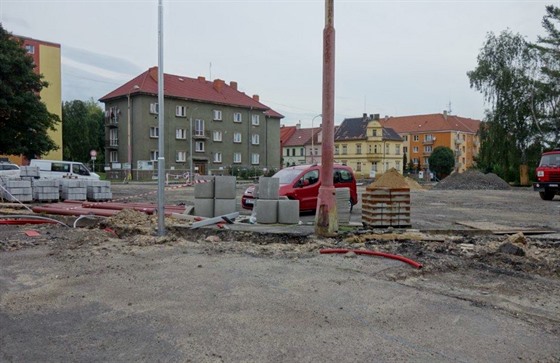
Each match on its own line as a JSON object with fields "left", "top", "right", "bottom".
{"left": 433, "top": 170, "right": 511, "bottom": 190}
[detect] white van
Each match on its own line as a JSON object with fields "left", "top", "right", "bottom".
{"left": 30, "top": 159, "right": 100, "bottom": 180}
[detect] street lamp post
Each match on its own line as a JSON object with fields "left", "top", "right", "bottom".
{"left": 188, "top": 106, "right": 199, "bottom": 181}
{"left": 311, "top": 114, "right": 322, "bottom": 164}
{"left": 127, "top": 85, "right": 140, "bottom": 182}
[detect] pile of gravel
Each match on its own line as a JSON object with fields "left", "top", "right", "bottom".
{"left": 433, "top": 170, "right": 511, "bottom": 190}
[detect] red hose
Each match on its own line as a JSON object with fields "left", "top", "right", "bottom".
{"left": 320, "top": 248, "right": 423, "bottom": 269}
{"left": 0, "top": 219, "right": 58, "bottom": 225}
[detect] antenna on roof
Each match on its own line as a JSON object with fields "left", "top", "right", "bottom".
{"left": 209, "top": 62, "right": 212, "bottom": 80}
{"left": 447, "top": 101, "right": 452, "bottom": 114}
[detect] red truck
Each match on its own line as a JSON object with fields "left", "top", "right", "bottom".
{"left": 533, "top": 148, "right": 560, "bottom": 200}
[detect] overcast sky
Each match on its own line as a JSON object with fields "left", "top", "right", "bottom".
{"left": 0, "top": 0, "right": 553, "bottom": 126}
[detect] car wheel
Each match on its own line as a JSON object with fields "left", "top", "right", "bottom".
{"left": 539, "top": 191, "right": 555, "bottom": 201}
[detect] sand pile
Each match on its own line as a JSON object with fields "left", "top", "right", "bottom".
{"left": 433, "top": 170, "right": 511, "bottom": 190}
{"left": 367, "top": 168, "right": 409, "bottom": 190}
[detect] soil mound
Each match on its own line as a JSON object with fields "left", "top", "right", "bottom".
{"left": 405, "top": 177, "right": 424, "bottom": 190}
{"left": 367, "top": 168, "right": 409, "bottom": 190}
{"left": 433, "top": 170, "right": 511, "bottom": 190}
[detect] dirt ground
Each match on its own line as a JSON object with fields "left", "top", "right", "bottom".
{"left": 1, "top": 183, "right": 559, "bottom": 361}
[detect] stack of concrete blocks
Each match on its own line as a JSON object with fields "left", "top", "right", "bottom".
{"left": 193, "top": 176, "right": 215, "bottom": 218}
{"left": 59, "top": 179, "right": 87, "bottom": 201}
{"left": 335, "top": 187, "right": 351, "bottom": 225}
{"left": 213, "top": 176, "right": 237, "bottom": 217}
{"left": 20, "top": 166, "right": 40, "bottom": 180}
{"left": 362, "top": 187, "right": 411, "bottom": 228}
{"left": 255, "top": 177, "right": 279, "bottom": 224}
{"left": 1, "top": 179, "right": 32, "bottom": 202}
{"left": 32, "top": 179, "right": 59, "bottom": 202}
{"left": 86, "top": 180, "right": 112, "bottom": 201}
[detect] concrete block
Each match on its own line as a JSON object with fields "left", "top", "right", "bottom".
{"left": 213, "top": 198, "right": 237, "bottom": 217}
{"left": 258, "top": 177, "right": 279, "bottom": 200}
{"left": 194, "top": 179, "right": 215, "bottom": 199}
{"left": 194, "top": 198, "right": 214, "bottom": 218}
{"left": 278, "top": 199, "right": 300, "bottom": 224}
{"left": 214, "top": 176, "right": 236, "bottom": 199}
{"left": 255, "top": 199, "right": 278, "bottom": 224}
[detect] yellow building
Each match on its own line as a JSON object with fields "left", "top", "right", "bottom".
{"left": 2, "top": 36, "right": 62, "bottom": 165}
{"left": 334, "top": 114, "right": 404, "bottom": 179}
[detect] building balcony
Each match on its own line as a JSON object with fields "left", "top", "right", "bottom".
{"left": 455, "top": 138, "right": 464, "bottom": 145}
{"left": 422, "top": 138, "right": 435, "bottom": 145}
{"left": 105, "top": 139, "right": 119, "bottom": 148}
{"left": 455, "top": 149, "right": 463, "bottom": 156}
{"left": 192, "top": 131, "right": 209, "bottom": 140}
{"left": 423, "top": 151, "right": 432, "bottom": 156}
{"left": 366, "top": 152, "right": 383, "bottom": 162}
{"left": 105, "top": 117, "right": 119, "bottom": 127}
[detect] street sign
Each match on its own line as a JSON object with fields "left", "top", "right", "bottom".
{"left": 90, "top": 150, "right": 97, "bottom": 157}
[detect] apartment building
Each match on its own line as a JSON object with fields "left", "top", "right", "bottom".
{"left": 99, "top": 67, "right": 283, "bottom": 178}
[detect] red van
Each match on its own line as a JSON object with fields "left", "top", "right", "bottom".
{"left": 241, "top": 164, "right": 358, "bottom": 212}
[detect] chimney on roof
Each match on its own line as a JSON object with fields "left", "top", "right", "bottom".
{"left": 443, "top": 110, "right": 448, "bottom": 120}
{"left": 230, "top": 81, "right": 238, "bottom": 90}
{"left": 252, "top": 94, "right": 260, "bottom": 102}
{"left": 363, "top": 113, "right": 367, "bottom": 120}
{"left": 373, "top": 114, "right": 380, "bottom": 120}
{"left": 296, "top": 121, "right": 301, "bottom": 129}
{"left": 213, "top": 79, "right": 225, "bottom": 92}
{"left": 149, "top": 67, "right": 158, "bottom": 81}
{"left": 198, "top": 76, "right": 206, "bottom": 81}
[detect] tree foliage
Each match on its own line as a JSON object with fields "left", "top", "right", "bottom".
{"left": 62, "top": 99, "right": 104, "bottom": 165}
{"left": 0, "top": 24, "right": 60, "bottom": 159}
{"left": 428, "top": 146, "right": 454, "bottom": 179}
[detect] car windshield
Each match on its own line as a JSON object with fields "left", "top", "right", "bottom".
{"left": 540, "top": 154, "right": 560, "bottom": 166}
{"left": 272, "top": 168, "right": 306, "bottom": 184}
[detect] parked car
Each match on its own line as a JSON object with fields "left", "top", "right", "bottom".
{"left": 533, "top": 148, "right": 560, "bottom": 200}
{"left": 242, "top": 164, "right": 358, "bottom": 212}
{"left": 0, "top": 162, "right": 21, "bottom": 178}
{"left": 30, "top": 159, "right": 100, "bottom": 180}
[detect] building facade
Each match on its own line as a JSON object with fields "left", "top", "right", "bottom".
{"left": 380, "top": 112, "right": 480, "bottom": 173}
{"left": 99, "top": 67, "right": 283, "bottom": 179}
{"left": 2, "top": 36, "right": 62, "bottom": 164}
{"left": 334, "top": 114, "right": 404, "bottom": 179}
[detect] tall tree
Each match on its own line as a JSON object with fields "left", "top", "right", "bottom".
{"left": 428, "top": 146, "right": 454, "bottom": 180}
{"left": 531, "top": 5, "right": 560, "bottom": 149}
{"left": 62, "top": 99, "right": 104, "bottom": 165}
{"left": 0, "top": 24, "right": 60, "bottom": 159}
{"left": 467, "top": 30, "right": 539, "bottom": 183}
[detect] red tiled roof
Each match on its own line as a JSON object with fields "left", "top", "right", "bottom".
{"left": 379, "top": 113, "right": 480, "bottom": 134}
{"left": 99, "top": 67, "right": 283, "bottom": 118}
{"left": 284, "top": 128, "right": 315, "bottom": 147}
{"left": 280, "top": 126, "right": 297, "bottom": 146}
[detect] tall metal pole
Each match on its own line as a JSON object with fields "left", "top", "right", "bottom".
{"left": 315, "top": 0, "right": 337, "bottom": 236}
{"left": 157, "top": 0, "right": 165, "bottom": 236}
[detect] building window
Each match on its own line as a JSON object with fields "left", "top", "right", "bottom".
{"left": 109, "top": 129, "right": 118, "bottom": 146}
{"left": 176, "top": 128, "right": 187, "bottom": 139}
{"left": 251, "top": 153, "right": 260, "bottom": 165}
{"left": 252, "top": 134, "right": 260, "bottom": 145}
{"left": 213, "top": 152, "right": 222, "bottom": 163}
{"left": 176, "top": 106, "right": 186, "bottom": 117}
{"left": 252, "top": 114, "right": 260, "bottom": 126}
{"left": 195, "top": 141, "right": 204, "bottom": 152}
{"left": 176, "top": 151, "right": 187, "bottom": 162}
{"left": 413, "top": 135, "right": 419, "bottom": 142}
{"left": 300, "top": 148, "right": 304, "bottom": 156}
{"left": 356, "top": 162, "right": 362, "bottom": 172}
{"left": 233, "top": 132, "right": 242, "bottom": 143}
{"left": 233, "top": 153, "right": 242, "bottom": 164}
{"left": 342, "top": 144, "right": 347, "bottom": 155}
{"left": 25, "top": 44, "right": 35, "bottom": 54}
{"left": 395, "top": 145, "right": 401, "bottom": 155}
{"left": 424, "top": 134, "right": 434, "bottom": 142}
{"left": 233, "top": 113, "right": 242, "bottom": 123}
{"left": 424, "top": 157, "right": 429, "bottom": 165}
{"left": 372, "top": 161, "right": 378, "bottom": 171}
{"left": 413, "top": 146, "right": 419, "bottom": 153}
{"left": 356, "top": 144, "right": 362, "bottom": 155}
{"left": 413, "top": 158, "right": 419, "bottom": 164}
{"left": 109, "top": 151, "right": 118, "bottom": 163}
{"left": 385, "top": 144, "right": 390, "bottom": 154}
{"left": 213, "top": 130, "right": 222, "bottom": 142}
{"left": 403, "top": 135, "right": 408, "bottom": 141}
{"left": 424, "top": 145, "right": 432, "bottom": 152}
{"left": 150, "top": 127, "right": 159, "bottom": 138}
{"left": 374, "top": 145, "right": 379, "bottom": 154}
{"left": 403, "top": 146, "right": 408, "bottom": 154}
{"left": 396, "top": 161, "right": 401, "bottom": 170}
{"left": 368, "top": 145, "right": 372, "bottom": 154}
{"left": 150, "top": 103, "right": 159, "bottom": 114}
{"left": 372, "top": 129, "right": 377, "bottom": 137}
{"left": 194, "top": 119, "right": 204, "bottom": 136}
{"left": 150, "top": 150, "right": 159, "bottom": 160}
{"left": 335, "top": 145, "right": 339, "bottom": 155}
{"left": 213, "top": 110, "right": 222, "bottom": 121}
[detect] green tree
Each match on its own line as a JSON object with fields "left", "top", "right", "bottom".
{"left": 467, "top": 30, "right": 539, "bottom": 183}
{"left": 62, "top": 99, "right": 105, "bottom": 166}
{"left": 0, "top": 24, "right": 60, "bottom": 159}
{"left": 428, "top": 146, "right": 455, "bottom": 179}
{"left": 531, "top": 5, "right": 560, "bottom": 149}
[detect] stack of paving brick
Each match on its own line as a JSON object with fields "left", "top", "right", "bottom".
{"left": 20, "top": 166, "right": 40, "bottom": 180}
{"left": 1, "top": 179, "right": 32, "bottom": 202}
{"left": 85, "top": 180, "right": 112, "bottom": 201}
{"left": 193, "top": 176, "right": 236, "bottom": 218}
{"left": 362, "top": 187, "right": 411, "bottom": 228}
{"left": 255, "top": 177, "right": 299, "bottom": 224}
{"left": 59, "top": 179, "right": 87, "bottom": 201}
{"left": 32, "top": 179, "right": 59, "bottom": 202}
{"left": 335, "top": 187, "right": 351, "bottom": 225}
